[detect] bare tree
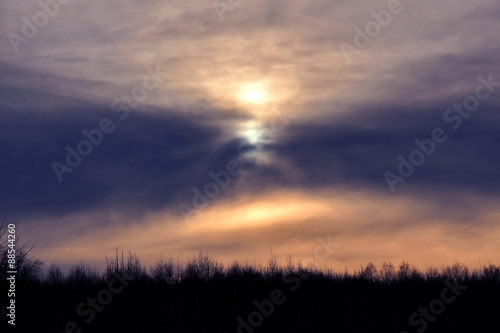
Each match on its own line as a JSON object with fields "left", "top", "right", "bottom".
{"left": 380, "top": 262, "right": 396, "bottom": 284}
{"left": 0, "top": 217, "right": 44, "bottom": 281}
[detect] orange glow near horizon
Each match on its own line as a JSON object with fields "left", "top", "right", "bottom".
{"left": 25, "top": 189, "right": 500, "bottom": 274}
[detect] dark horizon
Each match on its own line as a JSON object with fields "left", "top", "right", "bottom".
{"left": 2, "top": 0, "right": 500, "bottom": 272}
{"left": 1, "top": 237, "right": 499, "bottom": 333}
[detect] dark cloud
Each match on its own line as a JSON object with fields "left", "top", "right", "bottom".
{"left": 242, "top": 101, "right": 500, "bottom": 197}
{"left": 2, "top": 82, "right": 500, "bottom": 223}
{"left": 0, "top": 94, "right": 240, "bottom": 220}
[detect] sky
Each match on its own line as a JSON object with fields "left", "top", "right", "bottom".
{"left": 1, "top": 0, "right": 500, "bottom": 273}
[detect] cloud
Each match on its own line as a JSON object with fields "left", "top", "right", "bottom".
{"left": 0, "top": 92, "right": 232, "bottom": 219}
{"left": 240, "top": 99, "right": 500, "bottom": 197}
{"left": 2, "top": 67, "right": 500, "bottom": 223}
{"left": 25, "top": 189, "right": 500, "bottom": 273}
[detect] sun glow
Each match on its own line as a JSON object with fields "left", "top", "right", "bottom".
{"left": 238, "top": 120, "right": 263, "bottom": 145}
{"left": 237, "top": 83, "right": 270, "bottom": 105}
{"left": 242, "top": 128, "right": 260, "bottom": 144}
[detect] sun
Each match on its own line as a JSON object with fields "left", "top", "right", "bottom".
{"left": 239, "top": 89, "right": 266, "bottom": 103}
{"left": 237, "top": 82, "right": 270, "bottom": 105}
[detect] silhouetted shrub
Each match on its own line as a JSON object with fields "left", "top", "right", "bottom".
{"left": 67, "top": 261, "right": 101, "bottom": 286}
{"left": 45, "top": 261, "right": 64, "bottom": 285}
{"left": 150, "top": 256, "right": 175, "bottom": 283}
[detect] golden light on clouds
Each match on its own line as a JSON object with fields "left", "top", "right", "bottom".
{"left": 144, "top": 30, "right": 304, "bottom": 118}
{"left": 26, "top": 188, "right": 500, "bottom": 273}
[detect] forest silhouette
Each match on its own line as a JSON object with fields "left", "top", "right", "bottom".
{"left": 1, "top": 221, "right": 499, "bottom": 333}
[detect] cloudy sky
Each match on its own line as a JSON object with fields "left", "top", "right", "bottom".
{"left": 1, "top": 0, "right": 500, "bottom": 272}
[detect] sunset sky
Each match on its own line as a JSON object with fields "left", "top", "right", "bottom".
{"left": 1, "top": 0, "right": 500, "bottom": 273}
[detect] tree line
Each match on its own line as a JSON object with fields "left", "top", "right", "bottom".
{"left": 1, "top": 220, "right": 499, "bottom": 332}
